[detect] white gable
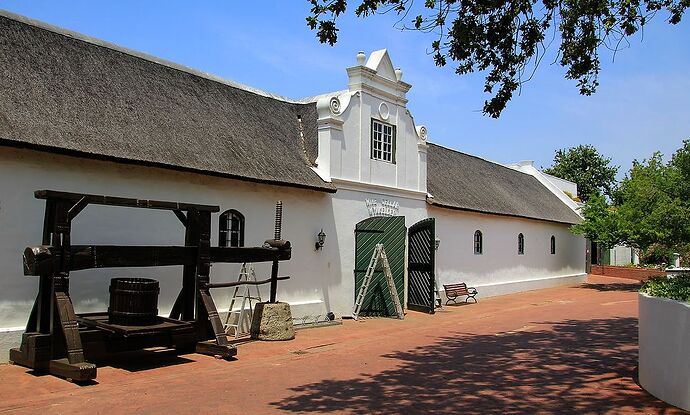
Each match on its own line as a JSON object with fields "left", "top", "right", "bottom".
{"left": 365, "top": 49, "right": 397, "bottom": 81}
{"left": 314, "top": 50, "right": 427, "bottom": 196}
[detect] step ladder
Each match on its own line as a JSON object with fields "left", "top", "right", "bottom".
{"left": 224, "top": 263, "right": 262, "bottom": 338}
{"left": 434, "top": 275, "right": 443, "bottom": 309}
{"left": 352, "top": 244, "right": 404, "bottom": 320}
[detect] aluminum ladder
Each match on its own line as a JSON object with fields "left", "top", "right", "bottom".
{"left": 224, "top": 263, "right": 262, "bottom": 338}
{"left": 352, "top": 244, "right": 404, "bottom": 320}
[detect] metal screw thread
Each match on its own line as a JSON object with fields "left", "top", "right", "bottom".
{"left": 274, "top": 201, "right": 283, "bottom": 240}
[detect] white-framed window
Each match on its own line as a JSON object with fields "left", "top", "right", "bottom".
{"left": 518, "top": 233, "right": 525, "bottom": 255}
{"left": 371, "top": 119, "right": 395, "bottom": 163}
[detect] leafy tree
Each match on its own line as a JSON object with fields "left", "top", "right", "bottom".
{"left": 616, "top": 149, "right": 690, "bottom": 251}
{"left": 544, "top": 144, "right": 618, "bottom": 201}
{"left": 571, "top": 140, "right": 690, "bottom": 265}
{"left": 306, "top": 0, "right": 689, "bottom": 117}
{"left": 570, "top": 193, "right": 622, "bottom": 250}
{"left": 669, "top": 138, "right": 690, "bottom": 199}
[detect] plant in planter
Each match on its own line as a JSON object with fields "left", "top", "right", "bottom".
{"left": 640, "top": 275, "right": 690, "bottom": 302}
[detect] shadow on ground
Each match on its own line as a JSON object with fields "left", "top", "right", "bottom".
{"left": 271, "top": 317, "right": 677, "bottom": 414}
{"left": 579, "top": 282, "right": 641, "bottom": 292}
{"left": 103, "top": 349, "right": 196, "bottom": 372}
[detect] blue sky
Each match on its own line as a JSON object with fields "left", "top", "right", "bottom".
{"left": 2, "top": 1, "right": 689, "bottom": 178}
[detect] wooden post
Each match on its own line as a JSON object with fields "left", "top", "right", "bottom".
{"left": 37, "top": 200, "right": 56, "bottom": 334}
{"left": 180, "top": 209, "right": 200, "bottom": 321}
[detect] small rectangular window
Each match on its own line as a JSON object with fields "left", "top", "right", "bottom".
{"left": 371, "top": 119, "right": 395, "bottom": 163}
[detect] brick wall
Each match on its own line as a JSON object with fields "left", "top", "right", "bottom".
{"left": 590, "top": 265, "right": 666, "bottom": 281}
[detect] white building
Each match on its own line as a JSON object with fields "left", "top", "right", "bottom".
{"left": 0, "top": 11, "right": 586, "bottom": 360}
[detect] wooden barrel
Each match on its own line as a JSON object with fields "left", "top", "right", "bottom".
{"left": 108, "top": 277, "right": 160, "bottom": 326}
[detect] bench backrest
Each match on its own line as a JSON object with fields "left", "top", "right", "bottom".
{"left": 444, "top": 283, "right": 469, "bottom": 293}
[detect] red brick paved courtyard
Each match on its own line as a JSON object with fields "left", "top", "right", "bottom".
{"left": 0, "top": 275, "right": 685, "bottom": 414}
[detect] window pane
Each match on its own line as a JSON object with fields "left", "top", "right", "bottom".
{"left": 220, "top": 210, "right": 245, "bottom": 248}
{"left": 371, "top": 120, "right": 395, "bottom": 162}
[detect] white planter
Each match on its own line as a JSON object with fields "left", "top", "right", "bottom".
{"left": 639, "top": 293, "right": 690, "bottom": 411}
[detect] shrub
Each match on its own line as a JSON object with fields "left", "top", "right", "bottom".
{"left": 640, "top": 276, "right": 690, "bottom": 302}
{"left": 640, "top": 244, "right": 676, "bottom": 266}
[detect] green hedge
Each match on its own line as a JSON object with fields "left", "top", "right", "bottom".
{"left": 640, "top": 276, "right": 690, "bottom": 302}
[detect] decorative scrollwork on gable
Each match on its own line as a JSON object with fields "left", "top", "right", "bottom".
{"left": 416, "top": 125, "right": 428, "bottom": 141}
{"left": 329, "top": 97, "right": 341, "bottom": 115}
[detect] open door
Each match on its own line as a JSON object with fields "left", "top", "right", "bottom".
{"left": 407, "top": 218, "right": 436, "bottom": 314}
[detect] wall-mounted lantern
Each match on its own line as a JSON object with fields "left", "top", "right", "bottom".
{"left": 434, "top": 237, "right": 441, "bottom": 251}
{"left": 315, "top": 229, "right": 326, "bottom": 251}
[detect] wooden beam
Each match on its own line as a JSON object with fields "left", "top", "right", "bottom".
{"left": 207, "top": 276, "right": 290, "bottom": 289}
{"left": 23, "top": 245, "right": 292, "bottom": 275}
{"left": 67, "top": 196, "right": 89, "bottom": 220}
{"left": 209, "top": 247, "right": 291, "bottom": 263}
{"left": 23, "top": 246, "right": 196, "bottom": 275}
{"left": 35, "top": 190, "right": 220, "bottom": 212}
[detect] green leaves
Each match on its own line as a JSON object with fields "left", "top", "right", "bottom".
{"left": 307, "top": 0, "right": 348, "bottom": 45}
{"left": 620, "top": 141, "right": 690, "bottom": 251}
{"left": 571, "top": 141, "right": 690, "bottom": 263}
{"left": 641, "top": 275, "right": 690, "bottom": 302}
{"left": 304, "top": 0, "right": 689, "bottom": 117}
{"left": 571, "top": 193, "right": 623, "bottom": 249}
{"left": 543, "top": 144, "right": 619, "bottom": 202}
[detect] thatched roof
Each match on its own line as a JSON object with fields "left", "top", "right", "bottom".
{"left": 0, "top": 12, "right": 581, "bottom": 224}
{"left": 427, "top": 144, "right": 582, "bottom": 224}
{"left": 0, "top": 11, "right": 333, "bottom": 193}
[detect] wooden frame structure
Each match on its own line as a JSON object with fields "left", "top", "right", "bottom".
{"left": 10, "top": 190, "right": 292, "bottom": 381}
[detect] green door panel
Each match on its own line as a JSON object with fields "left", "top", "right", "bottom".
{"left": 354, "top": 216, "right": 406, "bottom": 317}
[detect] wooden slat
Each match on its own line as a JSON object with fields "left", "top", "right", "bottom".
{"left": 444, "top": 283, "right": 470, "bottom": 295}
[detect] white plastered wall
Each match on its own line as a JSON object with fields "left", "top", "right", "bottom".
{"left": 0, "top": 146, "right": 587, "bottom": 362}
{"left": 0, "top": 147, "right": 339, "bottom": 338}
{"left": 431, "top": 206, "right": 587, "bottom": 298}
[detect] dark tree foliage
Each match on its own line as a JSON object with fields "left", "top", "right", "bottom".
{"left": 570, "top": 193, "right": 622, "bottom": 249}
{"left": 571, "top": 140, "right": 690, "bottom": 264}
{"left": 306, "top": 0, "right": 689, "bottom": 117}
{"left": 544, "top": 144, "right": 618, "bottom": 201}
{"left": 615, "top": 140, "right": 690, "bottom": 252}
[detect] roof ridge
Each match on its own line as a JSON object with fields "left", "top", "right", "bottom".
{"left": 427, "top": 141, "right": 536, "bottom": 179}
{"left": 298, "top": 89, "right": 350, "bottom": 103}
{"left": 0, "top": 9, "right": 307, "bottom": 105}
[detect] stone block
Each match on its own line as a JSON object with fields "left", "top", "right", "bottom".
{"left": 250, "top": 302, "right": 295, "bottom": 341}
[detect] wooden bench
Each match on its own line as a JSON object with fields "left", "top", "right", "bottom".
{"left": 443, "top": 283, "right": 478, "bottom": 305}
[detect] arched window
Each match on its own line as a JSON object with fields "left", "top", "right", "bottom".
{"left": 550, "top": 235, "right": 556, "bottom": 255}
{"left": 474, "top": 230, "right": 483, "bottom": 255}
{"left": 518, "top": 233, "right": 524, "bottom": 255}
{"left": 219, "top": 209, "right": 245, "bottom": 247}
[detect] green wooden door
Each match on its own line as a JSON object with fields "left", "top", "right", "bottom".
{"left": 354, "top": 216, "right": 406, "bottom": 317}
